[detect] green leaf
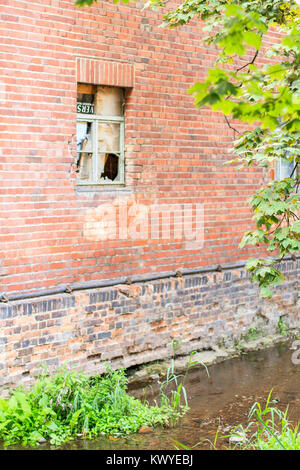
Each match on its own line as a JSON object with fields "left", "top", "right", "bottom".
{"left": 244, "top": 31, "right": 262, "bottom": 49}
{"left": 261, "top": 286, "right": 274, "bottom": 298}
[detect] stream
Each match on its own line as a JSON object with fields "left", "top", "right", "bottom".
{"left": 61, "top": 341, "right": 300, "bottom": 450}
{"left": 4, "top": 341, "right": 300, "bottom": 450}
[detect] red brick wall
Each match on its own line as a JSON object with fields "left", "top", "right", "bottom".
{"left": 0, "top": 0, "right": 278, "bottom": 298}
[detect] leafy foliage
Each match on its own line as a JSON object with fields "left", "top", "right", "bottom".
{"left": 0, "top": 365, "right": 186, "bottom": 447}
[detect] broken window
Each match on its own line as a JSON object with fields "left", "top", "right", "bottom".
{"left": 76, "top": 84, "right": 125, "bottom": 185}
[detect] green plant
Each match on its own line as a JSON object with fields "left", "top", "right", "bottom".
{"left": 174, "top": 392, "right": 300, "bottom": 451}
{"left": 233, "top": 326, "right": 263, "bottom": 351}
{"left": 171, "top": 334, "right": 189, "bottom": 357}
{"left": 277, "top": 317, "right": 289, "bottom": 336}
{"left": 174, "top": 417, "right": 221, "bottom": 450}
{"left": 233, "top": 339, "right": 244, "bottom": 351}
{"left": 242, "top": 326, "right": 263, "bottom": 342}
{"left": 0, "top": 364, "right": 187, "bottom": 447}
{"left": 158, "top": 351, "right": 209, "bottom": 426}
{"left": 226, "top": 390, "right": 300, "bottom": 450}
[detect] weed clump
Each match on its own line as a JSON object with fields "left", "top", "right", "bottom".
{"left": 0, "top": 364, "right": 187, "bottom": 447}
{"left": 226, "top": 391, "right": 300, "bottom": 450}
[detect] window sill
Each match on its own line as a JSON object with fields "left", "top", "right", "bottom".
{"left": 75, "top": 184, "right": 132, "bottom": 195}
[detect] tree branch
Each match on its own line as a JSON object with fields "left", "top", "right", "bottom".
{"left": 235, "top": 49, "right": 259, "bottom": 73}
{"left": 224, "top": 49, "right": 259, "bottom": 136}
{"left": 290, "top": 162, "right": 298, "bottom": 178}
{"left": 224, "top": 115, "right": 241, "bottom": 135}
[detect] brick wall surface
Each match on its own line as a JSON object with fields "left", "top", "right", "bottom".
{"left": 0, "top": 0, "right": 282, "bottom": 297}
{"left": 0, "top": 261, "right": 299, "bottom": 390}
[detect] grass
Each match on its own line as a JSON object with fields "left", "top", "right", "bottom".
{"left": 158, "top": 350, "right": 209, "bottom": 427}
{"left": 175, "top": 390, "right": 300, "bottom": 451}
{"left": 224, "top": 390, "right": 300, "bottom": 450}
{"left": 0, "top": 363, "right": 188, "bottom": 448}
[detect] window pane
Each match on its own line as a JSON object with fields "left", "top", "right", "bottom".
{"left": 77, "top": 84, "right": 95, "bottom": 115}
{"left": 94, "top": 86, "right": 124, "bottom": 116}
{"left": 77, "top": 121, "right": 93, "bottom": 181}
{"left": 276, "top": 158, "right": 295, "bottom": 179}
{"left": 98, "top": 152, "right": 120, "bottom": 182}
{"left": 78, "top": 153, "right": 93, "bottom": 181}
{"left": 98, "top": 122, "right": 120, "bottom": 153}
{"left": 77, "top": 121, "right": 93, "bottom": 151}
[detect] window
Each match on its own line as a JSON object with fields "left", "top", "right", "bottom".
{"left": 76, "top": 84, "right": 125, "bottom": 185}
{"left": 275, "top": 157, "right": 297, "bottom": 180}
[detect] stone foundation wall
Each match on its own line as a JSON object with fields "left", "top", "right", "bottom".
{"left": 0, "top": 260, "right": 299, "bottom": 391}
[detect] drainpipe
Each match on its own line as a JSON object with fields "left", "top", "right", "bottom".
{"left": 1, "top": 256, "right": 299, "bottom": 303}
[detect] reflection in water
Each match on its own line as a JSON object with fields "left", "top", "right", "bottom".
{"left": 2, "top": 342, "right": 300, "bottom": 450}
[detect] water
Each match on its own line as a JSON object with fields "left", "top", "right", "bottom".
{"left": 4, "top": 341, "right": 300, "bottom": 450}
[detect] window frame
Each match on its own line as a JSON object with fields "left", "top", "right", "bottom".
{"left": 76, "top": 111, "right": 125, "bottom": 186}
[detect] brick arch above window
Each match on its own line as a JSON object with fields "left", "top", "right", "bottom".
{"left": 76, "top": 57, "right": 135, "bottom": 88}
